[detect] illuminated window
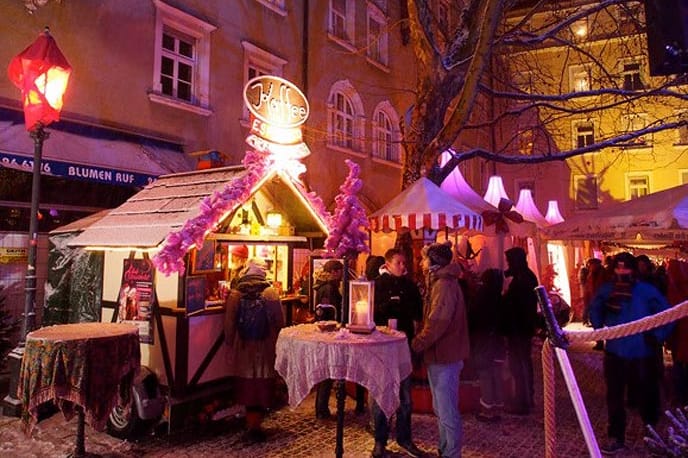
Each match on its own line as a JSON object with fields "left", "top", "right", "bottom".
{"left": 150, "top": 0, "right": 216, "bottom": 115}
{"left": 574, "top": 122, "right": 595, "bottom": 149}
{"left": 327, "top": 80, "right": 364, "bottom": 152}
{"left": 372, "top": 102, "right": 400, "bottom": 163}
{"left": 241, "top": 41, "right": 287, "bottom": 121}
{"left": 329, "top": 0, "right": 355, "bottom": 46}
{"left": 569, "top": 65, "right": 591, "bottom": 92}
{"left": 367, "top": 3, "right": 388, "bottom": 67}
{"left": 513, "top": 70, "right": 534, "bottom": 94}
{"left": 627, "top": 173, "right": 650, "bottom": 200}
{"left": 575, "top": 175, "right": 598, "bottom": 210}
{"left": 570, "top": 17, "right": 588, "bottom": 41}
{"left": 680, "top": 169, "right": 688, "bottom": 184}
{"left": 617, "top": 3, "right": 643, "bottom": 28}
{"left": 621, "top": 61, "right": 644, "bottom": 90}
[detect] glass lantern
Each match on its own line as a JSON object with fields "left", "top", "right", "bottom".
{"left": 348, "top": 280, "right": 375, "bottom": 333}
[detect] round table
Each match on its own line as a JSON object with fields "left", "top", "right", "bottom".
{"left": 18, "top": 322, "right": 141, "bottom": 457}
{"left": 275, "top": 323, "right": 412, "bottom": 457}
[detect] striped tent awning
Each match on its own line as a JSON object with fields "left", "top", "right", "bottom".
{"left": 369, "top": 178, "right": 483, "bottom": 233}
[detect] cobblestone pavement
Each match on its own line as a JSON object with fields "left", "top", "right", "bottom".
{"left": 0, "top": 326, "right": 674, "bottom": 457}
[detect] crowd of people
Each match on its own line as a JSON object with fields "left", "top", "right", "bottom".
{"left": 220, "top": 242, "right": 688, "bottom": 457}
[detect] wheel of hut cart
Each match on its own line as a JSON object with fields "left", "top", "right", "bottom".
{"left": 107, "top": 366, "right": 163, "bottom": 439}
{"left": 107, "top": 390, "right": 144, "bottom": 439}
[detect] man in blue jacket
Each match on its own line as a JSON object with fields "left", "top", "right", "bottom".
{"left": 590, "top": 252, "right": 673, "bottom": 455}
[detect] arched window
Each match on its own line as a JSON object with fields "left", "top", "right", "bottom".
{"left": 372, "top": 101, "right": 400, "bottom": 162}
{"left": 327, "top": 80, "right": 364, "bottom": 152}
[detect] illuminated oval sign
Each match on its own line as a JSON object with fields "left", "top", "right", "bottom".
{"left": 243, "top": 76, "right": 309, "bottom": 128}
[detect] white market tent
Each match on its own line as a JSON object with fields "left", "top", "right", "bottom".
{"left": 543, "top": 183, "right": 688, "bottom": 243}
{"left": 369, "top": 177, "right": 483, "bottom": 233}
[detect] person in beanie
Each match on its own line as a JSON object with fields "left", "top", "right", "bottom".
{"left": 224, "top": 260, "right": 284, "bottom": 443}
{"left": 501, "top": 246, "right": 539, "bottom": 416}
{"left": 412, "top": 241, "right": 469, "bottom": 458}
{"left": 229, "top": 244, "right": 249, "bottom": 289}
{"left": 590, "top": 252, "right": 673, "bottom": 455}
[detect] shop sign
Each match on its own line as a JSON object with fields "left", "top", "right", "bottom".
{"left": 0, "top": 150, "right": 157, "bottom": 187}
{"left": 0, "top": 247, "right": 27, "bottom": 264}
{"left": 243, "top": 76, "right": 309, "bottom": 129}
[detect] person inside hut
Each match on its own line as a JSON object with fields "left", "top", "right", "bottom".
{"left": 223, "top": 259, "right": 284, "bottom": 443}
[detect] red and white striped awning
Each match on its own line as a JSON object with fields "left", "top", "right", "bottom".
{"left": 369, "top": 178, "right": 483, "bottom": 233}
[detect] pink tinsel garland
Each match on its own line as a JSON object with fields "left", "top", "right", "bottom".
{"left": 152, "top": 151, "right": 269, "bottom": 275}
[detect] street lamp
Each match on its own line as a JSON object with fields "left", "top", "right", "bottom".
{"left": 1, "top": 27, "right": 71, "bottom": 416}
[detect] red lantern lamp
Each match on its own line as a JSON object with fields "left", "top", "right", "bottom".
{"left": 8, "top": 27, "right": 71, "bottom": 131}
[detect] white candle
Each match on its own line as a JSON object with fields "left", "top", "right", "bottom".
{"left": 354, "top": 300, "right": 368, "bottom": 324}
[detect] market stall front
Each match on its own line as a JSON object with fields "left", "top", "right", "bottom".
{"left": 65, "top": 75, "right": 331, "bottom": 434}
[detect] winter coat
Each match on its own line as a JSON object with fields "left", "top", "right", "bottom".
{"left": 590, "top": 280, "right": 673, "bottom": 359}
{"left": 224, "top": 276, "right": 284, "bottom": 380}
{"left": 411, "top": 263, "right": 470, "bottom": 364}
{"left": 374, "top": 271, "right": 423, "bottom": 343}
{"left": 502, "top": 248, "right": 539, "bottom": 338}
{"left": 468, "top": 269, "right": 506, "bottom": 369}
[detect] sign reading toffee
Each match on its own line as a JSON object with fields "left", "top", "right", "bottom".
{"left": 243, "top": 76, "right": 309, "bottom": 129}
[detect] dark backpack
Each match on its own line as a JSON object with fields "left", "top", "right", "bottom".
{"left": 236, "top": 296, "right": 270, "bottom": 341}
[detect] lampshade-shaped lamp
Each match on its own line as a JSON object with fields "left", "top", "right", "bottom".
{"left": 514, "top": 188, "right": 548, "bottom": 228}
{"left": 545, "top": 200, "right": 565, "bottom": 225}
{"left": 483, "top": 175, "right": 509, "bottom": 207}
{"left": 8, "top": 27, "right": 71, "bottom": 131}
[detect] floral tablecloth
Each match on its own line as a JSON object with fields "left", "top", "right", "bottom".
{"left": 18, "top": 322, "right": 140, "bottom": 433}
{"left": 275, "top": 323, "right": 411, "bottom": 419}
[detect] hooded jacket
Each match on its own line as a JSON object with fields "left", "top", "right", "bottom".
{"left": 502, "top": 247, "right": 539, "bottom": 338}
{"left": 411, "top": 263, "right": 470, "bottom": 364}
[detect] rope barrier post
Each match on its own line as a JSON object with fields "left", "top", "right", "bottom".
{"left": 535, "top": 286, "right": 601, "bottom": 458}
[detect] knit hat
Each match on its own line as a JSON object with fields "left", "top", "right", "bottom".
{"left": 426, "top": 242, "right": 453, "bottom": 267}
{"left": 231, "top": 244, "right": 249, "bottom": 259}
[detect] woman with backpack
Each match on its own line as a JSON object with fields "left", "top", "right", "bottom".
{"left": 224, "top": 259, "right": 284, "bottom": 443}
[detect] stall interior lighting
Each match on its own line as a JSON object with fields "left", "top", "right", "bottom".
{"left": 266, "top": 211, "right": 283, "bottom": 228}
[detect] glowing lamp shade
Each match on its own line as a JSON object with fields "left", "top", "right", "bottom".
{"left": 515, "top": 188, "right": 548, "bottom": 228}
{"left": 8, "top": 28, "right": 71, "bottom": 131}
{"left": 483, "top": 175, "right": 510, "bottom": 207}
{"left": 545, "top": 200, "right": 565, "bottom": 225}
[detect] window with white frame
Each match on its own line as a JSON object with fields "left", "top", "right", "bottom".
{"left": 151, "top": 0, "right": 216, "bottom": 115}
{"left": 575, "top": 175, "right": 598, "bottom": 210}
{"left": 367, "top": 3, "right": 388, "bottom": 67}
{"left": 254, "top": 0, "right": 287, "bottom": 16}
{"left": 621, "top": 113, "right": 648, "bottom": 145}
{"left": 241, "top": 41, "right": 287, "bottom": 120}
{"left": 574, "top": 122, "right": 595, "bottom": 148}
{"left": 569, "top": 65, "right": 591, "bottom": 92}
{"left": 621, "top": 60, "right": 643, "bottom": 90}
{"left": 627, "top": 173, "right": 650, "bottom": 200}
{"left": 436, "top": 0, "right": 451, "bottom": 33}
{"left": 513, "top": 70, "right": 534, "bottom": 94}
{"left": 327, "top": 80, "right": 365, "bottom": 152}
{"left": 678, "top": 111, "right": 688, "bottom": 144}
{"left": 617, "top": 3, "right": 643, "bottom": 27}
{"left": 372, "top": 101, "right": 400, "bottom": 163}
{"left": 329, "top": 0, "right": 354, "bottom": 46}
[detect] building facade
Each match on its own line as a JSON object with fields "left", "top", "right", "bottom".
{"left": 0, "top": 0, "right": 416, "bottom": 331}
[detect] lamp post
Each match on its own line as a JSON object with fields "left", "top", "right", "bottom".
{"left": 1, "top": 27, "right": 71, "bottom": 416}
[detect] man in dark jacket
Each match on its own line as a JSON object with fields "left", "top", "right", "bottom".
{"left": 590, "top": 252, "right": 673, "bottom": 455}
{"left": 371, "top": 248, "right": 424, "bottom": 458}
{"left": 502, "top": 246, "right": 538, "bottom": 416}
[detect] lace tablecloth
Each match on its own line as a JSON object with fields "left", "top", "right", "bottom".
{"left": 275, "top": 323, "right": 412, "bottom": 419}
{"left": 18, "top": 322, "right": 141, "bottom": 433}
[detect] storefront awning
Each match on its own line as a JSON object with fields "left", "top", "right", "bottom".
{"left": 0, "top": 108, "right": 194, "bottom": 187}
